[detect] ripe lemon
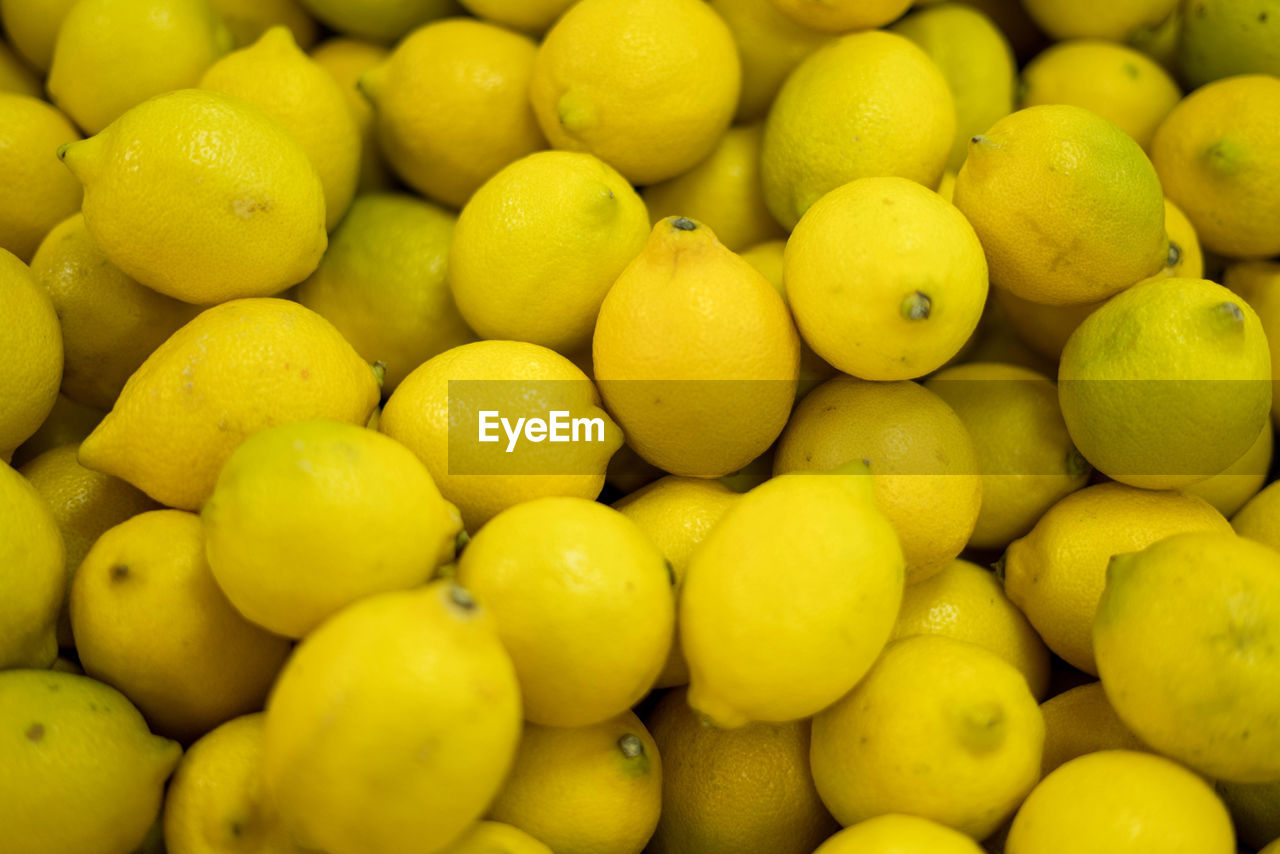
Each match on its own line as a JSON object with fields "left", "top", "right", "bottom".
{"left": 1020, "top": 0, "right": 1177, "bottom": 41}
{"left": 296, "top": 193, "right": 475, "bottom": 392}
{"left": 489, "top": 713, "right": 661, "bottom": 854}
{"left": 0, "top": 670, "right": 181, "bottom": 854}
{"left": 360, "top": 18, "right": 545, "bottom": 209}
{"left": 1003, "top": 482, "right": 1231, "bottom": 674}
{"left": 379, "top": 340, "right": 621, "bottom": 532}
{"left": 296, "top": 0, "right": 458, "bottom": 42}
{"left": 1183, "top": 420, "right": 1272, "bottom": 516}
{"left": 1038, "top": 682, "right": 1145, "bottom": 776}
{"left": 457, "top": 0, "right": 576, "bottom": 33}
{"left": 761, "top": 30, "right": 954, "bottom": 229}
{"left": 450, "top": 151, "right": 649, "bottom": 353}
{"left": 767, "top": 0, "right": 912, "bottom": 32}
{"left": 0, "top": 460, "right": 64, "bottom": 669}
{"left": 441, "top": 823, "right": 552, "bottom": 854}
{"left": 773, "top": 376, "right": 982, "bottom": 584}
{"left": 1234, "top": 481, "right": 1280, "bottom": 552}
{"left": 262, "top": 581, "right": 521, "bottom": 854}
{"left": 593, "top": 217, "right": 799, "bottom": 478}
{"left": 954, "top": 104, "right": 1167, "bottom": 305}
{"left": 47, "top": 0, "right": 232, "bottom": 134}
{"left": 529, "top": 0, "right": 740, "bottom": 185}
{"left": 1058, "top": 277, "right": 1271, "bottom": 490}
{"left": 0, "top": 247, "right": 62, "bottom": 459}
{"left": 785, "top": 177, "right": 988, "bottom": 380}
{"left": 30, "top": 213, "right": 200, "bottom": 411}
{"left": 681, "top": 466, "right": 904, "bottom": 728}
{"left": 78, "top": 298, "right": 379, "bottom": 511}
{"left": 207, "top": 0, "right": 317, "bottom": 48}
{"left": 0, "top": 39, "right": 40, "bottom": 97}
{"left": 200, "top": 26, "right": 359, "bottom": 230}
{"left": 1217, "top": 779, "right": 1280, "bottom": 852}
{"left": 309, "top": 38, "right": 394, "bottom": 193}
{"left": 203, "top": 420, "right": 462, "bottom": 639}
{"left": 11, "top": 394, "right": 103, "bottom": 468}
{"left": 1095, "top": 531, "right": 1280, "bottom": 782}
{"left": 455, "top": 497, "right": 672, "bottom": 727}
{"left": 59, "top": 89, "right": 328, "bottom": 304}
{"left": 1224, "top": 260, "right": 1280, "bottom": 424}
{"left": 811, "top": 635, "right": 1044, "bottom": 839}
{"left": 0, "top": 94, "right": 82, "bottom": 263}
{"left": 1151, "top": 74, "right": 1280, "bottom": 259}
{"left": 1006, "top": 750, "right": 1234, "bottom": 853}
{"left": 647, "top": 687, "right": 838, "bottom": 854}
{"left": 1158, "top": 196, "right": 1205, "bottom": 279}
{"left": 813, "top": 815, "right": 984, "bottom": 854}
{"left": 0, "top": 0, "right": 78, "bottom": 71}
{"left": 710, "top": 0, "right": 831, "bottom": 123}
{"left": 1178, "top": 0, "right": 1280, "bottom": 88}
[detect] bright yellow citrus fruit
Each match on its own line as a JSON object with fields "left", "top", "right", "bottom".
{"left": 0, "top": 0, "right": 80, "bottom": 71}
{"left": 1020, "top": 0, "right": 1177, "bottom": 41}
{"left": 0, "top": 460, "right": 64, "bottom": 669}
{"left": 767, "top": 0, "right": 912, "bottom": 32}
{"left": 0, "top": 247, "right": 62, "bottom": 459}
{"left": 308, "top": 37, "right": 394, "bottom": 193}
{"left": 456, "top": 0, "right": 577, "bottom": 33}
{"left": 439, "top": 822, "right": 552, "bottom": 854}
{"left": 0, "top": 94, "right": 82, "bottom": 263}
{"left": 710, "top": 0, "right": 831, "bottom": 123}
{"left": 812, "top": 815, "right": 984, "bottom": 854}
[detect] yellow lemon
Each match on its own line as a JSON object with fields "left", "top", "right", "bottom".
{"left": 954, "top": 104, "right": 1167, "bottom": 305}
{"left": 925, "top": 363, "right": 1090, "bottom": 550}
{"left": 1225, "top": 260, "right": 1280, "bottom": 423}
{"left": 208, "top": 0, "right": 317, "bottom": 48}
{"left": 1020, "top": 0, "right": 1177, "bottom": 41}
{"left": 0, "top": 670, "right": 181, "bottom": 854}
{"left": 439, "top": 823, "right": 551, "bottom": 854}
{"left": 1058, "top": 277, "right": 1272, "bottom": 490}
{"left": 1234, "top": 480, "right": 1280, "bottom": 552}
{"left": 0, "top": 94, "right": 82, "bottom": 263}
{"left": 811, "top": 635, "right": 1044, "bottom": 839}
{"left": 1002, "top": 482, "right": 1232, "bottom": 674}
{"left": 1006, "top": 750, "right": 1234, "bottom": 853}
{"left": 47, "top": 0, "right": 231, "bottom": 134}
{"left": 1151, "top": 74, "right": 1280, "bottom": 259}
{"left": 296, "top": 0, "right": 458, "bottom": 42}
{"left": 1019, "top": 39, "right": 1181, "bottom": 151}
{"left": 59, "top": 89, "right": 328, "bottom": 304}
{"left": 11, "top": 394, "right": 103, "bottom": 468}
{"left": 773, "top": 376, "right": 982, "bottom": 584}
{"left": 450, "top": 151, "right": 649, "bottom": 353}
{"left": 78, "top": 298, "right": 379, "bottom": 511}
{"left": 360, "top": 18, "right": 545, "bottom": 209}
{"left": 1217, "top": 779, "right": 1280, "bottom": 852}
{"left": 0, "top": 39, "right": 40, "bottom": 97}
{"left": 200, "top": 26, "right": 359, "bottom": 230}
{"left": 767, "top": 0, "right": 912, "bottom": 32}
{"left": 379, "top": 340, "right": 621, "bottom": 532}
{"left": 529, "top": 0, "right": 740, "bottom": 185}
{"left": 31, "top": 213, "right": 200, "bottom": 411}
{"left": 0, "top": 461, "right": 64, "bottom": 669}
{"left": 203, "top": 420, "right": 461, "bottom": 638}
{"left": 593, "top": 217, "right": 799, "bottom": 477}
{"left": 892, "top": 3, "right": 1017, "bottom": 171}
{"left": 646, "top": 687, "right": 838, "bottom": 854}
{"left": 296, "top": 193, "right": 474, "bottom": 392}
{"left": 1183, "top": 420, "right": 1272, "bottom": 516}
{"left": 457, "top": 0, "right": 576, "bottom": 33}
{"left": 761, "top": 30, "right": 954, "bottom": 229}
{"left": 813, "top": 815, "right": 985, "bottom": 854}
{"left": 613, "top": 476, "right": 739, "bottom": 689}
{"left": 1178, "top": 0, "right": 1280, "bottom": 88}
{"left": 785, "top": 176, "right": 988, "bottom": 380}
{"left": 710, "top": 0, "right": 831, "bottom": 123}
{"left": 309, "top": 38, "right": 394, "bottom": 193}
{"left": 1038, "top": 682, "right": 1145, "bottom": 776}
{"left": 0, "top": 0, "right": 79, "bottom": 71}
{"left": 263, "top": 581, "right": 521, "bottom": 854}
{"left": 681, "top": 466, "right": 904, "bottom": 728}
{"left": 1095, "top": 531, "right": 1280, "bottom": 782}
{"left": 0, "top": 247, "right": 62, "bottom": 459}
{"left": 1158, "top": 196, "right": 1205, "bottom": 278}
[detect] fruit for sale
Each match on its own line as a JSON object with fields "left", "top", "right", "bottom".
{"left": 0, "top": 247, "right": 62, "bottom": 459}
{"left": 309, "top": 38, "right": 394, "bottom": 193}
{"left": 457, "top": 0, "right": 576, "bottom": 33}
{"left": 0, "top": 460, "right": 65, "bottom": 669}
{"left": 710, "top": 0, "right": 831, "bottom": 123}
{"left": 1038, "top": 682, "right": 1144, "bottom": 776}
{"left": 0, "top": 94, "right": 82, "bottom": 262}
{"left": 1020, "top": 0, "right": 1177, "bottom": 41}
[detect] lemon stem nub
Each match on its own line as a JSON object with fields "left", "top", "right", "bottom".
{"left": 672, "top": 217, "right": 697, "bottom": 231}
{"left": 902, "top": 291, "right": 932, "bottom": 321}
{"left": 372, "top": 361, "right": 387, "bottom": 388}
{"left": 448, "top": 584, "right": 477, "bottom": 611}
{"left": 1165, "top": 242, "right": 1181, "bottom": 268}
{"left": 618, "top": 734, "right": 644, "bottom": 758}
{"left": 1217, "top": 302, "right": 1245, "bottom": 324}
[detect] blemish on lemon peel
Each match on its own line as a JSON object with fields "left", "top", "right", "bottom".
{"left": 672, "top": 217, "right": 697, "bottom": 231}
{"left": 1204, "top": 139, "right": 1244, "bottom": 176}
{"left": 902, "top": 291, "right": 932, "bottom": 321}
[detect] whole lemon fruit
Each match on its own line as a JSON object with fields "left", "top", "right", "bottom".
{"left": 813, "top": 815, "right": 984, "bottom": 854}
{"left": 767, "top": 0, "right": 912, "bottom": 32}
{"left": 296, "top": 0, "right": 458, "bottom": 42}
{"left": 0, "top": 460, "right": 64, "bottom": 669}
{"left": 0, "top": 247, "right": 62, "bottom": 459}
{"left": 0, "top": 94, "right": 82, "bottom": 262}
{"left": 710, "top": 0, "right": 831, "bottom": 124}
{"left": 1020, "top": 0, "right": 1177, "bottom": 41}
{"left": 1038, "top": 682, "right": 1144, "bottom": 776}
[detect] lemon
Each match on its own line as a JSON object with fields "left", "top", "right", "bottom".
{"left": 19, "top": 444, "right": 156, "bottom": 647}
{"left": 1184, "top": 420, "right": 1272, "bottom": 516}
{"left": 785, "top": 176, "right": 988, "bottom": 380}
{"left": 1234, "top": 481, "right": 1280, "bottom": 552}
{"left": 1158, "top": 196, "right": 1205, "bottom": 279}
{"left": 30, "top": 213, "right": 200, "bottom": 411}
{"left": 208, "top": 0, "right": 318, "bottom": 48}
{"left": 1178, "top": 0, "right": 1280, "bottom": 88}
{"left": 59, "top": 89, "right": 328, "bottom": 304}
{"left": 441, "top": 823, "right": 552, "bottom": 854}
{"left": 1007, "top": 750, "right": 1234, "bottom": 853}
{"left": 0, "top": 39, "right": 40, "bottom": 97}
{"left": 761, "top": 31, "right": 954, "bottom": 229}
{"left": 1058, "top": 277, "right": 1272, "bottom": 490}
{"left": 1020, "top": 0, "right": 1177, "bottom": 41}
{"left": 773, "top": 377, "right": 982, "bottom": 584}
{"left": 646, "top": 687, "right": 838, "bottom": 854}
{"left": 360, "top": 18, "right": 545, "bottom": 210}
{"left": 1151, "top": 75, "right": 1280, "bottom": 259}
{"left": 262, "top": 581, "right": 521, "bottom": 854}
{"left": 457, "top": 0, "right": 576, "bottom": 33}
{"left": 0, "top": 247, "right": 62, "bottom": 459}
{"left": 11, "top": 394, "right": 104, "bottom": 468}
{"left": 925, "top": 363, "right": 1090, "bottom": 550}
{"left": 529, "top": 0, "right": 740, "bottom": 185}
{"left": 892, "top": 559, "right": 1051, "bottom": 700}
{"left": 681, "top": 466, "right": 904, "bottom": 728}
{"left": 78, "top": 298, "right": 379, "bottom": 511}
{"left": 163, "top": 713, "right": 307, "bottom": 854}
{"left": 812, "top": 815, "right": 985, "bottom": 854}
{"left": 593, "top": 217, "right": 799, "bottom": 477}
{"left": 309, "top": 38, "right": 394, "bottom": 193}
{"left": 811, "top": 635, "right": 1044, "bottom": 838}
{"left": 296, "top": 193, "right": 474, "bottom": 392}
{"left": 47, "top": 0, "right": 232, "bottom": 134}
{"left": 892, "top": 4, "right": 1016, "bottom": 171}
{"left": 1020, "top": 40, "right": 1180, "bottom": 152}
{"left": 1217, "top": 779, "right": 1280, "bottom": 852}
{"left": 641, "top": 124, "right": 784, "bottom": 253}
{"left": 455, "top": 497, "right": 671, "bottom": 727}
{"left": 710, "top": 0, "right": 830, "bottom": 123}
{"left": 1003, "top": 482, "right": 1232, "bottom": 674}
{"left": 0, "top": 670, "right": 181, "bottom": 854}
{"left": 296, "top": 0, "right": 459, "bottom": 42}
{"left": 379, "top": 340, "right": 621, "bottom": 532}
{"left": 954, "top": 105, "right": 1167, "bottom": 305}
{"left": 0, "top": 94, "right": 82, "bottom": 262}
{"left": 1095, "top": 531, "right": 1280, "bottom": 782}
{"left": 767, "top": 0, "right": 912, "bottom": 32}
{"left": 1038, "top": 682, "right": 1145, "bottom": 776}
{"left": 450, "top": 151, "right": 648, "bottom": 353}
{"left": 0, "top": 0, "right": 79, "bottom": 71}
{"left": 1225, "top": 260, "right": 1280, "bottom": 424}
{"left": 200, "top": 26, "right": 359, "bottom": 230}
{"left": 613, "top": 477, "right": 739, "bottom": 689}
{"left": 0, "top": 461, "right": 64, "bottom": 669}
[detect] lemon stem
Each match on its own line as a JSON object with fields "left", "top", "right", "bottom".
{"left": 901, "top": 291, "right": 932, "bottom": 321}
{"left": 618, "top": 734, "right": 644, "bottom": 758}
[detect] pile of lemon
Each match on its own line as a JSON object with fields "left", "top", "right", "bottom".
{"left": 2, "top": 0, "right": 1280, "bottom": 852}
